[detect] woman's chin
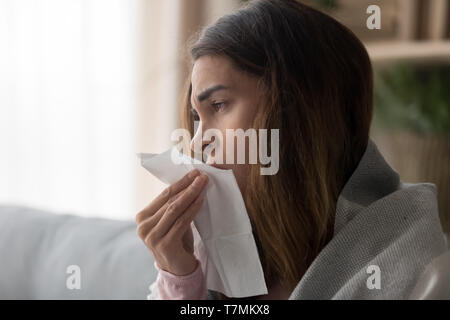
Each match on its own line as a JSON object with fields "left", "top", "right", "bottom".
{"left": 206, "top": 162, "right": 248, "bottom": 193}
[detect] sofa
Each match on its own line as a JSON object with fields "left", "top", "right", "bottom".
{"left": 0, "top": 205, "right": 157, "bottom": 299}
{"left": 0, "top": 205, "right": 448, "bottom": 299}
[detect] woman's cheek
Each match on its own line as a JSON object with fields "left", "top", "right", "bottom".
{"left": 232, "top": 164, "right": 250, "bottom": 195}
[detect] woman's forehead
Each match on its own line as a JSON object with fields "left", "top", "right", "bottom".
{"left": 191, "top": 56, "right": 235, "bottom": 90}
{"left": 190, "top": 55, "right": 262, "bottom": 106}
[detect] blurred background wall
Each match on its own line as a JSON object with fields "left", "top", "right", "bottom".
{"left": 0, "top": 0, "right": 241, "bottom": 220}
{"left": 0, "top": 0, "right": 449, "bottom": 231}
{"left": 0, "top": 0, "right": 140, "bottom": 220}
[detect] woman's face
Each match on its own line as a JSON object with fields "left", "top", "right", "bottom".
{"left": 190, "top": 55, "right": 264, "bottom": 192}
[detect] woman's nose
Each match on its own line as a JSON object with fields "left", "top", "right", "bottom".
{"left": 190, "top": 129, "right": 202, "bottom": 155}
{"left": 190, "top": 123, "right": 214, "bottom": 159}
{"left": 190, "top": 123, "right": 206, "bottom": 154}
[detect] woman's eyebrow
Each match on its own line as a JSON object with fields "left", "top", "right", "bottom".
{"left": 197, "top": 85, "right": 230, "bottom": 102}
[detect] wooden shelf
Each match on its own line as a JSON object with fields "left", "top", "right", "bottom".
{"left": 365, "top": 40, "right": 450, "bottom": 65}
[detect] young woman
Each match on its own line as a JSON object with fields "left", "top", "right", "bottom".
{"left": 135, "top": 0, "right": 447, "bottom": 300}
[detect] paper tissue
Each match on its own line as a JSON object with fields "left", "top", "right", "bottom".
{"left": 138, "top": 147, "right": 268, "bottom": 298}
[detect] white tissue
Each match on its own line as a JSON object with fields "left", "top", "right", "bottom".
{"left": 138, "top": 147, "right": 268, "bottom": 298}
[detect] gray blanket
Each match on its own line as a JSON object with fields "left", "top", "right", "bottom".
{"left": 208, "top": 138, "right": 447, "bottom": 299}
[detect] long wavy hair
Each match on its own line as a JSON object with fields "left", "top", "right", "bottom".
{"left": 181, "top": 0, "right": 373, "bottom": 299}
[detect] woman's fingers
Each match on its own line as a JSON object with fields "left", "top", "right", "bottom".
{"left": 135, "top": 171, "right": 208, "bottom": 276}
{"left": 167, "top": 196, "right": 204, "bottom": 243}
{"left": 136, "top": 190, "right": 184, "bottom": 240}
{"left": 135, "top": 169, "right": 200, "bottom": 224}
{"left": 149, "top": 174, "right": 208, "bottom": 242}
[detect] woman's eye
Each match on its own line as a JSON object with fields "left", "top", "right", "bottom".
{"left": 190, "top": 107, "right": 200, "bottom": 120}
{"left": 211, "top": 101, "right": 226, "bottom": 112}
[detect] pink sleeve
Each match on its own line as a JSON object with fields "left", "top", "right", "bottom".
{"left": 154, "top": 260, "right": 207, "bottom": 300}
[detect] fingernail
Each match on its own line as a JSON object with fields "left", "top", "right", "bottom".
{"left": 189, "top": 169, "right": 199, "bottom": 178}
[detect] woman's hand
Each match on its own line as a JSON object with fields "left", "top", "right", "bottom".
{"left": 136, "top": 169, "right": 208, "bottom": 276}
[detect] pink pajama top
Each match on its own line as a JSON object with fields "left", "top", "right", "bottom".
{"left": 148, "top": 259, "right": 289, "bottom": 300}
{"left": 149, "top": 260, "right": 207, "bottom": 300}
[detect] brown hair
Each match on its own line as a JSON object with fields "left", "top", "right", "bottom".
{"left": 181, "top": 0, "right": 373, "bottom": 299}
